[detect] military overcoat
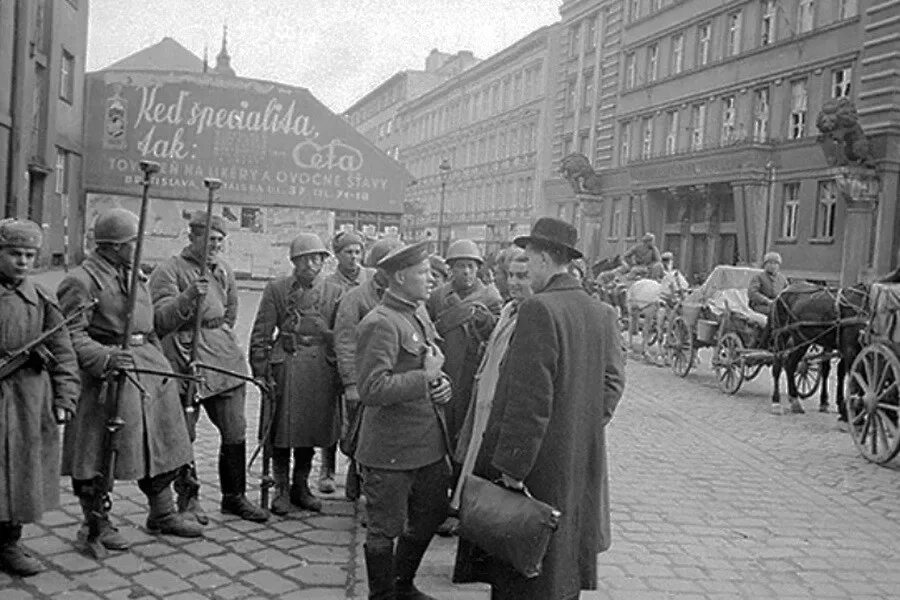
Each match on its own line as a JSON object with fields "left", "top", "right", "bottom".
{"left": 453, "top": 273, "right": 625, "bottom": 600}
{"left": 0, "top": 280, "right": 80, "bottom": 522}
{"left": 58, "top": 254, "right": 193, "bottom": 481}
{"left": 249, "top": 275, "right": 342, "bottom": 448}
{"left": 333, "top": 276, "right": 383, "bottom": 388}
{"left": 149, "top": 248, "right": 248, "bottom": 399}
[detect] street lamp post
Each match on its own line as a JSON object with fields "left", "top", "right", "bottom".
{"left": 436, "top": 158, "right": 452, "bottom": 255}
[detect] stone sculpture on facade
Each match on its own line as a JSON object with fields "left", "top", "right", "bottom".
{"left": 560, "top": 153, "right": 604, "bottom": 194}
{"left": 815, "top": 98, "right": 875, "bottom": 168}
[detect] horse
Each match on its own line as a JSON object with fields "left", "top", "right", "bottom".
{"left": 767, "top": 282, "right": 870, "bottom": 419}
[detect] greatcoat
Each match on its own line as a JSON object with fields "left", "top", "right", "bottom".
{"left": 149, "top": 248, "right": 248, "bottom": 399}
{"left": 334, "top": 275, "right": 385, "bottom": 389}
{"left": 249, "top": 275, "right": 342, "bottom": 448}
{"left": 58, "top": 254, "right": 193, "bottom": 481}
{"left": 325, "top": 265, "right": 373, "bottom": 295}
{"left": 453, "top": 273, "right": 625, "bottom": 600}
{"left": 425, "top": 279, "right": 502, "bottom": 446}
{"left": 0, "top": 280, "right": 80, "bottom": 523}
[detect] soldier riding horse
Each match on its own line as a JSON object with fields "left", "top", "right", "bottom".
{"left": 767, "top": 283, "right": 870, "bottom": 419}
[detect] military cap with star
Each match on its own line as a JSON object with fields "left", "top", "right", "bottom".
{"left": 0, "top": 219, "right": 42, "bottom": 249}
{"left": 376, "top": 241, "right": 431, "bottom": 274}
{"left": 189, "top": 211, "right": 228, "bottom": 236}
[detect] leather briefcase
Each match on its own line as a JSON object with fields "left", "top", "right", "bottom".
{"left": 456, "top": 474, "right": 561, "bottom": 579}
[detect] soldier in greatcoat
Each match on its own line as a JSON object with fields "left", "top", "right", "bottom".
{"left": 0, "top": 220, "right": 80, "bottom": 576}
{"left": 319, "top": 230, "right": 373, "bottom": 494}
{"left": 58, "top": 208, "right": 202, "bottom": 554}
{"left": 333, "top": 238, "right": 402, "bottom": 501}
{"left": 149, "top": 212, "right": 268, "bottom": 523}
{"left": 355, "top": 241, "right": 453, "bottom": 600}
{"left": 249, "top": 233, "right": 342, "bottom": 515}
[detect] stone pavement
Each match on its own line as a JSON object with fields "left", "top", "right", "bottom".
{"left": 4, "top": 280, "right": 900, "bottom": 598}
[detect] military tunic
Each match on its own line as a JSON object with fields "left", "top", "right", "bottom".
{"left": 325, "top": 265, "right": 373, "bottom": 294}
{"left": 58, "top": 254, "right": 193, "bottom": 481}
{"left": 0, "top": 280, "right": 80, "bottom": 523}
{"left": 249, "top": 275, "right": 342, "bottom": 448}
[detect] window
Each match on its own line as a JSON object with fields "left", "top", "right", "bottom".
{"left": 610, "top": 201, "right": 622, "bottom": 237}
{"left": 815, "top": 181, "right": 837, "bottom": 239}
{"left": 690, "top": 104, "right": 706, "bottom": 150}
{"left": 665, "top": 110, "right": 679, "bottom": 155}
{"left": 781, "top": 183, "right": 800, "bottom": 239}
{"left": 55, "top": 148, "right": 68, "bottom": 195}
{"left": 629, "top": 0, "right": 640, "bottom": 22}
{"left": 565, "top": 78, "right": 577, "bottom": 113}
{"left": 524, "top": 68, "right": 535, "bottom": 100}
{"left": 798, "top": 0, "right": 814, "bottom": 33}
{"left": 833, "top": 67, "right": 852, "bottom": 98}
{"left": 840, "top": 0, "right": 858, "bottom": 18}
{"left": 525, "top": 177, "right": 534, "bottom": 208}
{"left": 649, "top": 0, "right": 660, "bottom": 11}
{"left": 641, "top": 117, "right": 653, "bottom": 159}
{"left": 569, "top": 24, "right": 581, "bottom": 57}
{"left": 60, "top": 49, "right": 74, "bottom": 103}
{"left": 620, "top": 121, "right": 631, "bottom": 165}
{"left": 626, "top": 198, "right": 638, "bottom": 238}
{"left": 582, "top": 71, "right": 594, "bottom": 108}
{"left": 647, "top": 43, "right": 659, "bottom": 82}
{"left": 761, "top": 0, "right": 776, "bottom": 46}
{"left": 721, "top": 96, "right": 736, "bottom": 144}
{"left": 513, "top": 73, "right": 522, "bottom": 105}
{"left": 726, "top": 11, "right": 742, "bottom": 56}
{"left": 789, "top": 80, "right": 807, "bottom": 139}
{"left": 584, "top": 17, "right": 597, "bottom": 53}
{"left": 698, "top": 23, "right": 712, "bottom": 66}
{"left": 625, "top": 52, "right": 636, "bottom": 89}
{"left": 563, "top": 136, "right": 573, "bottom": 156}
{"left": 752, "top": 88, "right": 769, "bottom": 142}
{"left": 502, "top": 78, "right": 511, "bottom": 110}
{"left": 579, "top": 132, "right": 590, "bottom": 155}
{"left": 671, "top": 33, "right": 684, "bottom": 75}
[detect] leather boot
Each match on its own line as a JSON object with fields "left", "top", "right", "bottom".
{"left": 318, "top": 445, "right": 337, "bottom": 494}
{"left": 174, "top": 463, "right": 208, "bottom": 525}
{"left": 145, "top": 485, "right": 204, "bottom": 538}
{"left": 77, "top": 495, "right": 130, "bottom": 551}
{"left": 290, "top": 447, "right": 322, "bottom": 512}
{"left": 219, "top": 443, "right": 269, "bottom": 522}
{"left": 0, "top": 523, "right": 41, "bottom": 577}
{"left": 364, "top": 541, "right": 396, "bottom": 600}
{"left": 395, "top": 535, "right": 437, "bottom": 599}
{"left": 270, "top": 449, "right": 293, "bottom": 516}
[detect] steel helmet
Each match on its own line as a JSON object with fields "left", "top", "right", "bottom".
{"left": 445, "top": 239, "right": 483, "bottom": 265}
{"left": 93, "top": 208, "right": 139, "bottom": 244}
{"left": 289, "top": 233, "right": 330, "bottom": 260}
{"left": 366, "top": 238, "right": 403, "bottom": 268}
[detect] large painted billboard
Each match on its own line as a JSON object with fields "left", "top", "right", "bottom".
{"left": 84, "top": 71, "right": 409, "bottom": 212}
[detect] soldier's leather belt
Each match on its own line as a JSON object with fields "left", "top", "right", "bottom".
{"left": 94, "top": 332, "right": 149, "bottom": 347}
{"left": 280, "top": 333, "right": 327, "bottom": 347}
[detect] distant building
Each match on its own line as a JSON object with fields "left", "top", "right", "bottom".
{"left": 397, "top": 26, "right": 558, "bottom": 255}
{"left": 0, "top": 0, "right": 89, "bottom": 267}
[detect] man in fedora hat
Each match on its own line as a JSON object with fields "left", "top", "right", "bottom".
{"left": 453, "top": 217, "right": 625, "bottom": 600}
{"left": 149, "top": 211, "right": 268, "bottom": 524}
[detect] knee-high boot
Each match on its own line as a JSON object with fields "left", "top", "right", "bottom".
{"left": 270, "top": 448, "right": 292, "bottom": 516}
{"left": 395, "top": 534, "right": 437, "bottom": 599}
{"left": 290, "top": 447, "right": 322, "bottom": 512}
{"left": 174, "top": 462, "right": 208, "bottom": 525}
{"left": 219, "top": 442, "right": 269, "bottom": 522}
{"left": 364, "top": 540, "right": 396, "bottom": 600}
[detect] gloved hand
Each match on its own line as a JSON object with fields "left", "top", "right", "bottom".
{"left": 429, "top": 374, "right": 452, "bottom": 405}
{"left": 106, "top": 349, "right": 135, "bottom": 372}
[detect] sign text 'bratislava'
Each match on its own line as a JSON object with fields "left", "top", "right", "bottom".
{"left": 84, "top": 71, "right": 406, "bottom": 212}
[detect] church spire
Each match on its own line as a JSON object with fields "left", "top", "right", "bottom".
{"left": 214, "top": 23, "right": 235, "bottom": 77}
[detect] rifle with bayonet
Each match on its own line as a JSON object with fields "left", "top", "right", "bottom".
{"left": 0, "top": 299, "right": 97, "bottom": 381}
{"left": 81, "top": 159, "right": 160, "bottom": 559}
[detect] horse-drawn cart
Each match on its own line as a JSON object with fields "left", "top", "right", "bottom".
{"left": 846, "top": 282, "right": 900, "bottom": 464}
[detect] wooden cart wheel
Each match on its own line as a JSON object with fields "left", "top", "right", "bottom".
{"left": 714, "top": 332, "right": 745, "bottom": 395}
{"left": 669, "top": 316, "right": 695, "bottom": 378}
{"left": 795, "top": 344, "right": 824, "bottom": 400}
{"left": 846, "top": 344, "right": 900, "bottom": 465}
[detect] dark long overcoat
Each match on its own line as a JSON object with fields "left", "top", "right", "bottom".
{"left": 426, "top": 280, "right": 502, "bottom": 445}
{"left": 249, "top": 275, "right": 342, "bottom": 448}
{"left": 58, "top": 254, "right": 193, "bottom": 481}
{"left": 0, "top": 280, "right": 80, "bottom": 523}
{"left": 454, "top": 273, "right": 625, "bottom": 600}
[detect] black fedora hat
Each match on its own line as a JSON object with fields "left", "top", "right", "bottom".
{"left": 514, "top": 217, "right": 583, "bottom": 259}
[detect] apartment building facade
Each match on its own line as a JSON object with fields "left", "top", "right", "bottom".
{"left": 0, "top": 0, "right": 89, "bottom": 267}
{"left": 398, "top": 25, "right": 558, "bottom": 255}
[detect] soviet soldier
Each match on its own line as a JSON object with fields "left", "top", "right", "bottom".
{"left": 149, "top": 212, "right": 268, "bottom": 523}
{"left": 0, "top": 220, "right": 80, "bottom": 576}
{"left": 333, "top": 238, "right": 403, "bottom": 501}
{"left": 356, "top": 241, "right": 453, "bottom": 600}
{"left": 319, "top": 230, "right": 373, "bottom": 494}
{"left": 249, "top": 233, "right": 343, "bottom": 515}
{"left": 58, "top": 208, "right": 202, "bottom": 555}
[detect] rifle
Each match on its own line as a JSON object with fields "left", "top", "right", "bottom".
{"left": 0, "top": 299, "right": 96, "bottom": 381}
{"left": 247, "top": 362, "right": 275, "bottom": 510}
{"left": 82, "top": 159, "right": 160, "bottom": 559}
{"left": 182, "top": 178, "right": 222, "bottom": 420}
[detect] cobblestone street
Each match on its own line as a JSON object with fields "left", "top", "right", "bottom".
{"left": 4, "top": 283, "right": 900, "bottom": 598}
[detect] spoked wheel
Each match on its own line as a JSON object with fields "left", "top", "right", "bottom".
{"left": 714, "top": 332, "right": 745, "bottom": 395}
{"left": 846, "top": 344, "right": 900, "bottom": 465}
{"left": 669, "top": 316, "right": 695, "bottom": 378}
{"left": 795, "top": 344, "right": 825, "bottom": 399}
